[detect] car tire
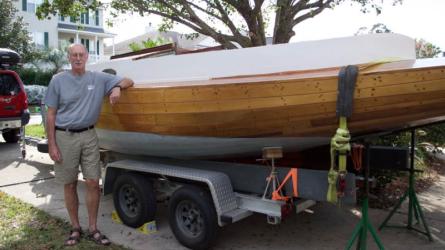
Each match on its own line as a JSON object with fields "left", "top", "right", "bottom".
{"left": 2, "top": 128, "right": 20, "bottom": 143}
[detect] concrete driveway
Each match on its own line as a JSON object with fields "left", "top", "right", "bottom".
{"left": 0, "top": 139, "right": 444, "bottom": 250}
{"left": 29, "top": 114, "right": 43, "bottom": 125}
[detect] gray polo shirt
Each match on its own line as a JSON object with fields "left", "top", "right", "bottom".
{"left": 44, "top": 70, "right": 123, "bottom": 129}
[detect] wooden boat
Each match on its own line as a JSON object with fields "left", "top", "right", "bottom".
{"left": 88, "top": 34, "right": 445, "bottom": 159}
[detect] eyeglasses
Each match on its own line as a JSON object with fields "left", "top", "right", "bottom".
{"left": 70, "top": 53, "right": 86, "bottom": 58}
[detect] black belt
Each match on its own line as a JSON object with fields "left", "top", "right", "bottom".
{"left": 55, "top": 125, "right": 94, "bottom": 133}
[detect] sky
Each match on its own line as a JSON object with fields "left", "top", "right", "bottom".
{"left": 104, "top": 0, "right": 445, "bottom": 51}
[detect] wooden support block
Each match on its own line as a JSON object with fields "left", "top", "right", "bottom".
{"left": 262, "top": 147, "right": 283, "bottom": 159}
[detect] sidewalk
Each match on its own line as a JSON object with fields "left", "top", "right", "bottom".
{"left": 0, "top": 142, "right": 444, "bottom": 249}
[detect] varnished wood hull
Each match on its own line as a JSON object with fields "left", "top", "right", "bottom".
{"left": 87, "top": 34, "right": 445, "bottom": 159}
{"left": 94, "top": 58, "right": 445, "bottom": 158}
{"left": 98, "top": 58, "right": 445, "bottom": 136}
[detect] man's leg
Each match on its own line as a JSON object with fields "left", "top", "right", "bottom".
{"left": 55, "top": 131, "right": 83, "bottom": 245}
{"left": 64, "top": 181, "right": 82, "bottom": 246}
{"left": 81, "top": 130, "right": 110, "bottom": 245}
{"left": 85, "top": 178, "right": 100, "bottom": 231}
{"left": 56, "top": 130, "right": 82, "bottom": 229}
{"left": 64, "top": 181, "right": 80, "bottom": 228}
{"left": 84, "top": 178, "right": 110, "bottom": 245}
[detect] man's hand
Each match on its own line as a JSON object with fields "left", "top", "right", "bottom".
{"left": 49, "top": 143, "right": 62, "bottom": 162}
{"left": 109, "top": 78, "right": 133, "bottom": 105}
{"left": 109, "top": 86, "right": 121, "bottom": 105}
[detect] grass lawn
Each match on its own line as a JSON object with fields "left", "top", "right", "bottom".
{"left": 25, "top": 124, "right": 45, "bottom": 139}
{"left": 0, "top": 191, "right": 130, "bottom": 250}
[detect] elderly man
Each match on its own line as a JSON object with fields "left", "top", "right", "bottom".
{"left": 45, "top": 44, "right": 134, "bottom": 246}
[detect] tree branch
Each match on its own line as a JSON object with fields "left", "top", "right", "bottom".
{"left": 213, "top": 0, "right": 248, "bottom": 43}
{"left": 291, "top": 0, "right": 334, "bottom": 26}
{"left": 253, "top": 0, "right": 265, "bottom": 13}
{"left": 304, "top": 0, "right": 334, "bottom": 10}
{"left": 184, "top": 1, "right": 223, "bottom": 21}
{"left": 175, "top": 0, "right": 236, "bottom": 45}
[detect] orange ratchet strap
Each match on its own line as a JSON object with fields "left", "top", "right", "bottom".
{"left": 272, "top": 168, "right": 299, "bottom": 201}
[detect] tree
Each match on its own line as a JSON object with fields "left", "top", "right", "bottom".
{"left": 38, "top": 48, "right": 69, "bottom": 74}
{"left": 129, "top": 37, "right": 172, "bottom": 52}
{"left": 355, "top": 23, "right": 392, "bottom": 35}
{"left": 415, "top": 39, "right": 442, "bottom": 59}
{"left": 0, "top": 0, "right": 38, "bottom": 63}
{"left": 37, "top": 0, "right": 402, "bottom": 49}
{"left": 129, "top": 42, "right": 143, "bottom": 52}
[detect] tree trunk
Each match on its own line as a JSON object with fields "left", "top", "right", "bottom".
{"left": 273, "top": 25, "right": 295, "bottom": 44}
{"left": 272, "top": 0, "right": 294, "bottom": 44}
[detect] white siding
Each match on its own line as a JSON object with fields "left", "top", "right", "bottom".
{"left": 14, "top": 0, "right": 58, "bottom": 48}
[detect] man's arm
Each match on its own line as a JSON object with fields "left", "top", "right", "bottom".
{"left": 116, "top": 78, "right": 134, "bottom": 89}
{"left": 109, "top": 78, "right": 134, "bottom": 105}
{"left": 46, "top": 107, "right": 61, "bottom": 162}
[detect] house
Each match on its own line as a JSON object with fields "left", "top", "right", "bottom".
{"left": 14, "top": 0, "right": 114, "bottom": 63}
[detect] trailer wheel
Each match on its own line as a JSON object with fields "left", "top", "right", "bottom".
{"left": 2, "top": 129, "right": 20, "bottom": 143}
{"left": 113, "top": 173, "right": 156, "bottom": 228}
{"left": 169, "top": 185, "right": 217, "bottom": 250}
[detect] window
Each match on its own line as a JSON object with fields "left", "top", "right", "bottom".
{"left": 44, "top": 32, "right": 49, "bottom": 48}
{"left": 23, "top": 0, "right": 43, "bottom": 13}
{"left": 30, "top": 32, "right": 44, "bottom": 46}
{"left": 85, "top": 11, "right": 90, "bottom": 24}
{"left": 0, "top": 74, "right": 20, "bottom": 96}
{"left": 29, "top": 32, "right": 48, "bottom": 48}
{"left": 89, "top": 11, "right": 96, "bottom": 26}
{"left": 81, "top": 39, "right": 90, "bottom": 52}
{"left": 80, "top": 11, "right": 89, "bottom": 25}
{"left": 96, "top": 40, "right": 100, "bottom": 55}
{"left": 95, "top": 10, "right": 100, "bottom": 26}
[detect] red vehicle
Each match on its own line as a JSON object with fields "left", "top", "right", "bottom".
{"left": 0, "top": 48, "right": 29, "bottom": 143}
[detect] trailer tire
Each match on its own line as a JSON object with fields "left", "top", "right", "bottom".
{"left": 169, "top": 185, "right": 217, "bottom": 250}
{"left": 113, "top": 173, "right": 156, "bottom": 228}
{"left": 2, "top": 128, "right": 20, "bottom": 143}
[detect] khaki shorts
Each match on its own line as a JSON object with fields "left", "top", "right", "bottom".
{"left": 54, "top": 129, "right": 101, "bottom": 184}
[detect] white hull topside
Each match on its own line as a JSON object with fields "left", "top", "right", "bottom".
{"left": 96, "top": 129, "right": 329, "bottom": 159}
{"left": 88, "top": 33, "right": 415, "bottom": 84}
